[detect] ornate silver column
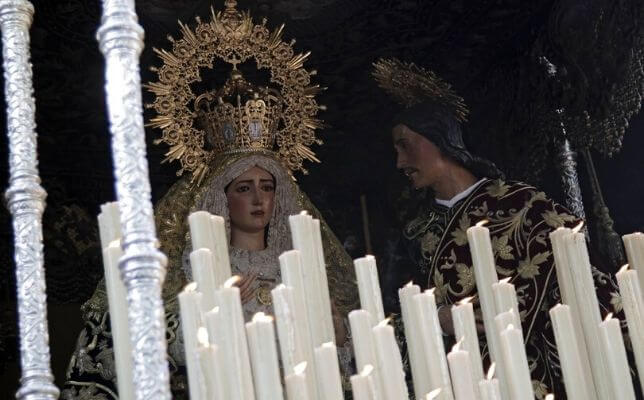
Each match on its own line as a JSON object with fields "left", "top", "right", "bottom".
{"left": 0, "top": 1, "right": 59, "bottom": 399}
{"left": 554, "top": 135, "right": 587, "bottom": 222}
{"left": 96, "top": 1, "right": 171, "bottom": 399}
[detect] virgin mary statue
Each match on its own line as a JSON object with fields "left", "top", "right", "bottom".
{"left": 63, "top": 3, "right": 358, "bottom": 398}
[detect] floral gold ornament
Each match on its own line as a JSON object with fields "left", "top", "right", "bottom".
{"left": 371, "top": 57, "right": 469, "bottom": 122}
{"left": 145, "top": 0, "right": 324, "bottom": 185}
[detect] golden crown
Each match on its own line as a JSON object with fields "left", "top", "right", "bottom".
{"left": 144, "top": 0, "right": 324, "bottom": 185}
{"left": 372, "top": 58, "right": 469, "bottom": 122}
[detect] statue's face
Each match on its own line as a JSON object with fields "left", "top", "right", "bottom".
{"left": 226, "top": 166, "right": 275, "bottom": 234}
{"left": 392, "top": 123, "right": 448, "bottom": 189}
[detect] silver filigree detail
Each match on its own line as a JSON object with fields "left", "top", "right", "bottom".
{"left": 555, "top": 135, "right": 587, "bottom": 222}
{"left": 0, "top": 1, "right": 60, "bottom": 399}
{"left": 96, "top": 1, "right": 171, "bottom": 399}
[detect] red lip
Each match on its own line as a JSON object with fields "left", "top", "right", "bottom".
{"left": 251, "top": 210, "right": 265, "bottom": 216}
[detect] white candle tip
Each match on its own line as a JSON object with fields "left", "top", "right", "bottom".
{"left": 487, "top": 362, "right": 496, "bottom": 380}
{"left": 360, "top": 364, "right": 374, "bottom": 377}
{"left": 619, "top": 264, "right": 630, "bottom": 273}
{"left": 376, "top": 318, "right": 392, "bottom": 328}
{"left": 500, "top": 277, "right": 512, "bottom": 284}
{"left": 453, "top": 338, "right": 464, "bottom": 352}
{"left": 545, "top": 394, "right": 554, "bottom": 400}
{"left": 426, "top": 287, "right": 436, "bottom": 296}
{"left": 299, "top": 210, "right": 308, "bottom": 216}
{"left": 184, "top": 282, "right": 198, "bottom": 292}
{"left": 572, "top": 221, "right": 584, "bottom": 234}
{"left": 476, "top": 219, "right": 489, "bottom": 227}
{"left": 459, "top": 296, "right": 474, "bottom": 305}
{"left": 405, "top": 280, "right": 414, "bottom": 287}
{"left": 605, "top": 312, "right": 613, "bottom": 322}
{"left": 251, "top": 312, "right": 273, "bottom": 323}
{"left": 294, "top": 361, "right": 307, "bottom": 375}
{"left": 197, "top": 327, "right": 209, "bottom": 346}
{"left": 107, "top": 240, "right": 121, "bottom": 249}
{"left": 426, "top": 388, "right": 442, "bottom": 400}
{"left": 224, "top": 275, "right": 241, "bottom": 288}
{"left": 321, "top": 341, "right": 335, "bottom": 349}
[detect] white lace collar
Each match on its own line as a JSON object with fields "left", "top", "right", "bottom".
{"left": 434, "top": 178, "right": 487, "bottom": 208}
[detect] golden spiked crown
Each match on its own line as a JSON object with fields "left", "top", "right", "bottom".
{"left": 372, "top": 58, "right": 469, "bottom": 122}
{"left": 145, "top": 0, "right": 324, "bottom": 185}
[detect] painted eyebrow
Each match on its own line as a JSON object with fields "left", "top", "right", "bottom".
{"left": 234, "top": 179, "right": 274, "bottom": 184}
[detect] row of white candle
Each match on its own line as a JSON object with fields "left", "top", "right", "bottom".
{"left": 180, "top": 210, "right": 344, "bottom": 400}
{"left": 100, "top": 200, "right": 644, "bottom": 400}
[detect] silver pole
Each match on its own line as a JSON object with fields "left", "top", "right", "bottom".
{"left": 96, "top": 1, "right": 171, "bottom": 399}
{"left": 555, "top": 136, "right": 587, "bottom": 222}
{"left": 0, "top": 1, "right": 59, "bottom": 399}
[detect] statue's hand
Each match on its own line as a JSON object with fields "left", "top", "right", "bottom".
{"left": 238, "top": 272, "right": 258, "bottom": 304}
{"left": 331, "top": 302, "right": 347, "bottom": 344}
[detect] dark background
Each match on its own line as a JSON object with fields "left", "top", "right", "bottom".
{"left": 1, "top": 0, "right": 643, "bottom": 396}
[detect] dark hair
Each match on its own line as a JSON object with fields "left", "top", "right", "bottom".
{"left": 394, "top": 101, "right": 504, "bottom": 180}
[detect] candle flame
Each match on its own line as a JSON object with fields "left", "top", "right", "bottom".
{"left": 426, "top": 388, "right": 442, "bottom": 400}
{"left": 294, "top": 361, "right": 307, "bottom": 375}
{"left": 500, "top": 277, "right": 511, "bottom": 284}
{"left": 545, "top": 394, "right": 554, "bottom": 400}
{"left": 184, "top": 282, "right": 198, "bottom": 292}
{"left": 452, "top": 338, "right": 464, "bottom": 352}
{"left": 360, "top": 364, "right": 374, "bottom": 377}
{"left": 572, "top": 221, "right": 584, "bottom": 234}
{"left": 252, "top": 312, "right": 274, "bottom": 323}
{"left": 224, "top": 275, "right": 241, "bottom": 288}
{"left": 299, "top": 210, "right": 308, "bottom": 216}
{"left": 487, "top": 363, "right": 496, "bottom": 380}
{"left": 405, "top": 280, "right": 415, "bottom": 287}
{"left": 459, "top": 296, "right": 474, "bottom": 305}
{"left": 197, "top": 327, "right": 209, "bottom": 346}
{"left": 605, "top": 312, "right": 613, "bottom": 322}
{"left": 376, "top": 318, "right": 392, "bottom": 328}
{"left": 426, "top": 287, "right": 436, "bottom": 296}
{"left": 619, "top": 264, "right": 630, "bottom": 274}
{"left": 506, "top": 323, "right": 515, "bottom": 331}
{"left": 476, "top": 219, "right": 489, "bottom": 228}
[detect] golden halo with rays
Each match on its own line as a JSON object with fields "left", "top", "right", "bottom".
{"left": 144, "top": 0, "right": 324, "bottom": 186}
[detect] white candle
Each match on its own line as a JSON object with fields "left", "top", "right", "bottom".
{"left": 494, "top": 309, "right": 519, "bottom": 336}
{"left": 205, "top": 276, "right": 255, "bottom": 400}
{"left": 451, "top": 297, "right": 484, "bottom": 386}
{"left": 412, "top": 289, "right": 454, "bottom": 400}
{"left": 478, "top": 364, "right": 502, "bottom": 400}
{"left": 499, "top": 325, "right": 534, "bottom": 400}
{"left": 372, "top": 319, "right": 409, "bottom": 400}
{"left": 190, "top": 248, "right": 217, "bottom": 312}
{"left": 246, "top": 313, "right": 284, "bottom": 400}
{"left": 350, "top": 365, "right": 380, "bottom": 400}
{"left": 354, "top": 255, "right": 385, "bottom": 324}
{"left": 196, "top": 328, "right": 226, "bottom": 399}
{"left": 466, "top": 222, "right": 508, "bottom": 399}
{"left": 285, "top": 362, "right": 311, "bottom": 400}
{"left": 289, "top": 212, "right": 327, "bottom": 347}
{"left": 623, "top": 233, "right": 644, "bottom": 292}
{"left": 279, "top": 251, "right": 318, "bottom": 399}
{"left": 549, "top": 227, "right": 594, "bottom": 397}
{"left": 97, "top": 202, "right": 121, "bottom": 247}
{"left": 178, "top": 282, "right": 206, "bottom": 400}
{"left": 548, "top": 304, "right": 596, "bottom": 400}
{"left": 348, "top": 310, "right": 383, "bottom": 396}
{"left": 616, "top": 265, "right": 644, "bottom": 394}
{"left": 447, "top": 340, "right": 478, "bottom": 400}
{"left": 312, "top": 218, "right": 335, "bottom": 344}
{"left": 271, "top": 284, "right": 304, "bottom": 373}
{"left": 563, "top": 228, "right": 612, "bottom": 400}
{"left": 599, "top": 314, "right": 636, "bottom": 400}
{"left": 399, "top": 282, "right": 431, "bottom": 397}
{"left": 492, "top": 278, "right": 523, "bottom": 336}
{"left": 314, "top": 342, "right": 344, "bottom": 400}
{"left": 209, "top": 214, "right": 232, "bottom": 284}
{"left": 188, "top": 211, "right": 232, "bottom": 287}
{"left": 102, "top": 242, "right": 134, "bottom": 400}
{"left": 189, "top": 210, "right": 215, "bottom": 251}
{"left": 426, "top": 388, "right": 443, "bottom": 400}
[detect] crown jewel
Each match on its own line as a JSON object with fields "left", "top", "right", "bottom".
{"left": 195, "top": 66, "right": 284, "bottom": 153}
{"left": 145, "top": 0, "right": 324, "bottom": 185}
